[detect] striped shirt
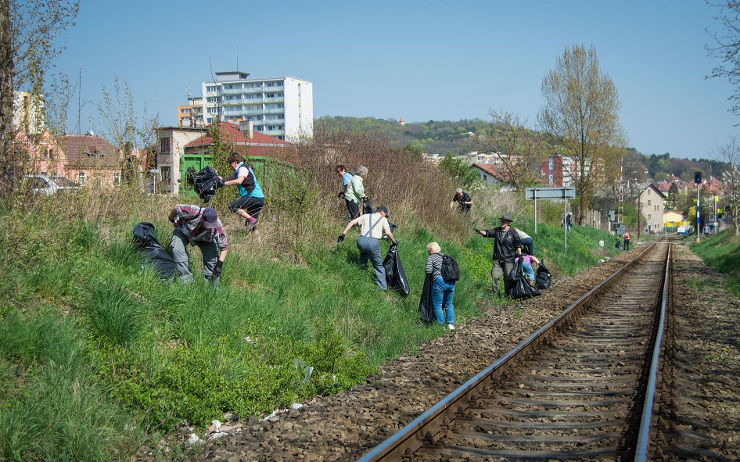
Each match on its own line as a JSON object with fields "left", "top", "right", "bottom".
{"left": 425, "top": 252, "right": 443, "bottom": 281}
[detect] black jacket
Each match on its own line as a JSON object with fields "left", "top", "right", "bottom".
{"left": 482, "top": 226, "right": 521, "bottom": 263}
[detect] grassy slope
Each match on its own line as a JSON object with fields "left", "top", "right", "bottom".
{"left": 0, "top": 191, "right": 624, "bottom": 461}
{"left": 690, "top": 229, "right": 740, "bottom": 296}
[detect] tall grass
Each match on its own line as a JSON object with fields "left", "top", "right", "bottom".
{"left": 0, "top": 127, "right": 626, "bottom": 460}
{"left": 690, "top": 229, "right": 740, "bottom": 296}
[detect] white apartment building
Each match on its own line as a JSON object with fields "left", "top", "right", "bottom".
{"left": 201, "top": 71, "right": 313, "bottom": 141}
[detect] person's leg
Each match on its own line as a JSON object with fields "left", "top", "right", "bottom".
{"left": 522, "top": 261, "right": 534, "bottom": 283}
{"left": 169, "top": 230, "right": 193, "bottom": 284}
{"left": 199, "top": 241, "right": 219, "bottom": 282}
{"left": 491, "top": 262, "right": 503, "bottom": 297}
{"left": 502, "top": 261, "right": 515, "bottom": 295}
{"left": 356, "top": 237, "right": 370, "bottom": 269}
{"left": 521, "top": 237, "right": 533, "bottom": 255}
{"left": 431, "top": 276, "right": 445, "bottom": 324}
{"left": 244, "top": 197, "right": 265, "bottom": 222}
{"left": 367, "top": 239, "right": 387, "bottom": 290}
{"left": 443, "top": 281, "right": 455, "bottom": 325}
{"left": 347, "top": 201, "right": 360, "bottom": 220}
{"left": 229, "top": 197, "right": 251, "bottom": 220}
{"left": 344, "top": 199, "right": 354, "bottom": 220}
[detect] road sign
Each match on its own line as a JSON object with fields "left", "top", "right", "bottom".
{"left": 525, "top": 187, "right": 576, "bottom": 200}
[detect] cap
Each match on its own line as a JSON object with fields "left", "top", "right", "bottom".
{"left": 202, "top": 207, "right": 219, "bottom": 228}
{"left": 500, "top": 214, "right": 513, "bottom": 223}
{"left": 376, "top": 206, "right": 389, "bottom": 217}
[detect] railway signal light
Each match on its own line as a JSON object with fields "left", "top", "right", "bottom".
{"left": 694, "top": 171, "right": 702, "bottom": 184}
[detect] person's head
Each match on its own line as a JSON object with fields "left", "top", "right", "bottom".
{"left": 456, "top": 188, "right": 463, "bottom": 196}
{"left": 500, "top": 214, "right": 513, "bottom": 227}
{"left": 376, "top": 205, "right": 389, "bottom": 217}
{"left": 427, "top": 241, "right": 441, "bottom": 255}
{"left": 356, "top": 165, "right": 368, "bottom": 177}
{"left": 335, "top": 164, "right": 346, "bottom": 174}
{"left": 201, "top": 207, "right": 219, "bottom": 229}
{"left": 227, "top": 152, "right": 243, "bottom": 166}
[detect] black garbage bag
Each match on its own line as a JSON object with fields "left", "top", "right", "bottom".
{"left": 507, "top": 259, "right": 541, "bottom": 300}
{"left": 382, "top": 243, "right": 410, "bottom": 296}
{"left": 193, "top": 166, "right": 224, "bottom": 203}
{"left": 535, "top": 259, "right": 552, "bottom": 290}
{"left": 362, "top": 196, "right": 375, "bottom": 215}
{"left": 132, "top": 222, "right": 177, "bottom": 279}
{"left": 418, "top": 273, "right": 435, "bottom": 324}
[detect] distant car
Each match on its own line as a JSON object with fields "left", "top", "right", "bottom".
{"left": 22, "top": 174, "right": 79, "bottom": 195}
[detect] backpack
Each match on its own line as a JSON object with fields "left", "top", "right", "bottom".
{"left": 440, "top": 254, "right": 460, "bottom": 282}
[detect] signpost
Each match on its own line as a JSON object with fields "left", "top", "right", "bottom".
{"left": 525, "top": 187, "right": 576, "bottom": 250}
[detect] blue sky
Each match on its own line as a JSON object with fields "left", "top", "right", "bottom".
{"left": 54, "top": 0, "right": 737, "bottom": 160}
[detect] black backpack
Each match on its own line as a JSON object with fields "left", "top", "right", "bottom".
{"left": 440, "top": 254, "right": 460, "bottom": 282}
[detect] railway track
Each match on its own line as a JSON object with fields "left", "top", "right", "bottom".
{"left": 360, "top": 243, "right": 673, "bottom": 461}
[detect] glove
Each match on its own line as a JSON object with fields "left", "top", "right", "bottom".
{"left": 169, "top": 216, "right": 175, "bottom": 223}
{"left": 337, "top": 233, "right": 345, "bottom": 243}
{"left": 337, "top": 191, "right": 344, "bottom": 198}
{"left": 392, "top": 240, "right": 398, "bottom": 246}
{"left": 473, "top": 228, "right": 481, "bottom": 233}
{"left": 213, "top": 260, "right": 223, "bottom": 279}
{"left": 216, "top": 177, "right": 225, "bottom": 188}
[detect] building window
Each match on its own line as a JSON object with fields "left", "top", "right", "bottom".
{"left": 206, "top": 85, "right": 217, "bottom": 92}
{"left": 78, "top": 172, "right": 86, "bottom": 186}
{"left": 160, "top": 137, "right": 171, "bottom": 153}
{"left": 113, "top": 172, "right": 121, "bottom": 186}
{"left": 161, "top": 166, "right": 171, "bottom": 183}
{"left": 648, "top": 200, "right": 651, "bottom": 206}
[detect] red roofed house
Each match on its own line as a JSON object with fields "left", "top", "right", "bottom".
{"left": 155, "top": 121, "right": 297, "bottom": 195}
{"left": 471, "top": 163, "right": 516, "bottom": 190}
{"left": 14, "top": 129, "right": 123, "bottom": 187}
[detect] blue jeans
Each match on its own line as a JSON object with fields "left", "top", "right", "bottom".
{"left": 432, "top": 276, "right": 455, "bottom": 325}
{"left": 520, "top": 237, "right": 533, "bottom": 255}
{"left": 521, "top": 261, "right": 534, "bottom": 282}
{"left": 356, "top": 236, "right": 387, "bottom": 290}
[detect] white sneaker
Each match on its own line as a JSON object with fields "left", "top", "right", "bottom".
{"left": 447, "top": 324, "right": 455, "bottom": 330}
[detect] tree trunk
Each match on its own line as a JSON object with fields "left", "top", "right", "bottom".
{"left": 0, "top": 0, "right": 14, "bottom": 190}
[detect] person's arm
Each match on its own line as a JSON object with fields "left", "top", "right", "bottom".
{"left": 425, "top": 255, "right": 434, "bottom": 274}
{"left": 222, "top": 169, "right": 248, "bottom": 187}
{"left": 341, "top": 217, "right": 361, "bottom": 235}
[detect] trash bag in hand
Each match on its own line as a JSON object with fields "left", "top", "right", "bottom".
{"left": 507, "top": 259, "right": 541, "bottom": 300}
{"left": 383, "top": 244, "right": 410, "bottom": 296}
{"left": 193, "top": 166, "right": 222, "bottom": 203}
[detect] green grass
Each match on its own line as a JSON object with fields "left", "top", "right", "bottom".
{"left": 690, "top": 229, "right": 740, "bottom": 296}
{"left": 0, "top": 197, "right": 628, "bottom": 460}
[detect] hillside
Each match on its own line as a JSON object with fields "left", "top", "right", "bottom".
{"left": 316, "top": 116, "right": 730, "bottom": 184}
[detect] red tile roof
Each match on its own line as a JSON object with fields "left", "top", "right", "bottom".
{"left": 185, "top": 122, "right": 297, "bottom": 163}
{"left": 57, "top": 134, "right": 120, "bottom": 169}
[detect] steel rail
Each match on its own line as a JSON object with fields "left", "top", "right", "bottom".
{"left": 634, "top": 243, "right": 672, "bottom": 461}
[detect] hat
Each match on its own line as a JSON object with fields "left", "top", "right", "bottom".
{"left": 500, "top": 214, "right": 513, "bottom": 223}
{"left": 376, "top": 206, "right": 389, "bottom": 217}
{"left": 202, "top": 207, "right": 219, "bottom": 228}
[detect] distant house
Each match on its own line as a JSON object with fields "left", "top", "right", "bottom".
{"left": 663, "top": 210, "right": 685, "bottom": 232}
{"left": 155, "top": 120, "right": 297, "bottom": 195}
{"left": 471, "top": 163, "right": 515, "bottom": 190}
{"left": 13, "top": 129, "right": 122, "bottom": 187}
{"left": 637, "top": 183, "right": 666, "bottom": 234}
